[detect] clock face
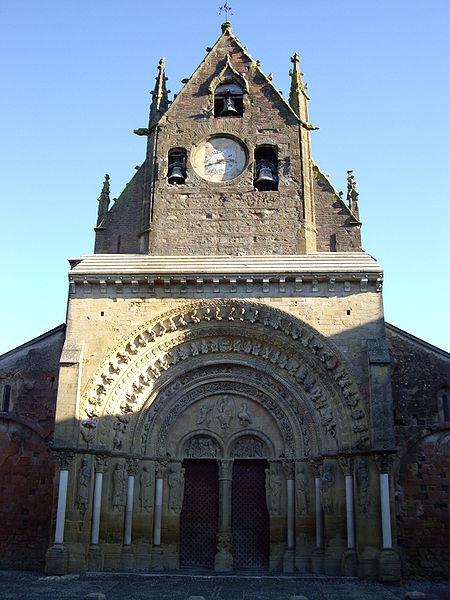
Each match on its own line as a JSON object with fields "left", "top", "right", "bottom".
{"left": 192, "top": 136, "right": 247, "bottom": 182}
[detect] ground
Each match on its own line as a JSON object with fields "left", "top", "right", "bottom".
{"left": 0, "top": 572, "right": 449, "bottom": 600}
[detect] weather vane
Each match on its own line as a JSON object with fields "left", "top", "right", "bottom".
{"left": 219, "top": 1, "right": 233, "bottom": 21}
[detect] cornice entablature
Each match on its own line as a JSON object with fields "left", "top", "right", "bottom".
{"left": 68, "top": 271, "right": 382, "bottom": 297}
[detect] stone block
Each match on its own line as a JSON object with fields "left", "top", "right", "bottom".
{"left": 404, "top": 593, "right": 426, "bottom": 600}
{"left": 84, "top": 594, "right": 106, "bottom": 600}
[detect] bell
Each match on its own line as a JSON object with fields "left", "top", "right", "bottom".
{"left": 219, "top": 91, "right": 239, "bottom": 117}
{"left": 255, "top": 159, "right": 277, "bottom": 191}
{"left": 168, "top": 159, "right": 185, "bottom": 185}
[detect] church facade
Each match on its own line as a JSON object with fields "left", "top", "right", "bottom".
{"left": 1, "top": 23, "right": 448, "bottom": 580}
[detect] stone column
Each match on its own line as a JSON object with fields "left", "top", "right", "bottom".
{"left": 88, "top": 455, "right": 107, "bottom": 571}
{"left": 151, "top": 460, "right": 166, "bottom": 569}
{"left": 44, "top": 451, "right": 74, "bottom": 575}
{"left": 375, "top": 453, "right": 401, "bottom": 581}
{"left": 338, "top": 456, "right": 357, "bottom": 576}
{"left": 310, "top": 458, "right": 324, "bottom": 573}
{"left": 282, "top": 461, "right": 295, "bottom": 573}
{"left": 122, "top": 458, "right": 138, "bottom": 569}
{"left": 215, "top": 459, "right": 233, "bottom": 572}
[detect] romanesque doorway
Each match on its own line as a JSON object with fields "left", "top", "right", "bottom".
{"left": 232, "top": 460, "right": 270, "bottom": 570}
{"left": 179, "top": 460, "right": 219, "bottom": 569}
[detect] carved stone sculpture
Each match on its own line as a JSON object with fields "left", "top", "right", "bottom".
{"left": 321, "top": 463, "right": 335, "bottom": 514}
{"left": 112, "top": 463, "right": 125, "bottom": 511}
{"left": 356, "top": 457, "right": 370, "bottom": 513}
{"left": 167, "top": 463, "right": 185, "bottom": 513}
{"left": 295, "top": 466, "right": 309, "bottom": 516}
{"left": 76, "top": 457, "right": 91, "bottom": 515}
{"left": 231, "top": 437, "right": 266, "bottom": 458}
{"left": 237, "top": 401, "right": 253, "bottom": 427}
{"left": 196, "top": 402, "right": 212, "bottom": 426}
{"left": 216, "top": 396, "right": 234, "bottom": 429}
{"left": 185, "top": 436, "right": 218, "bottom": 458}
{"left": 139, "top": 465, "right": 153, "bottom": 512}
{"left": 265, "top": 463, "right": 282, "bottom": 516}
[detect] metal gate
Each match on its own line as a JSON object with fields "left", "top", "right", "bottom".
{"left": 179, "top": 460, "right": 219, "bottom": 569}
{"left": 232, "top": 460, "right": 270, "bottom": 570}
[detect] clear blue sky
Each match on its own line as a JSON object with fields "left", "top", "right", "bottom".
{"left": 1, "top": 0, "right": 449, "bottom": 354}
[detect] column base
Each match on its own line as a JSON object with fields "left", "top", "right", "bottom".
{"left": 45, "top": 544, "right": 68, "bottom": 575}
{"left": 151, "top": 545, "right": 164, "bottom": 570}
{"left": 378, "top": 548, "right": 401, "bottom": 582}
{"left": 341, "top": 549, "right": 358, "bottom": 577}
{"left": 283, "top": 547, "right": 295, "bottom": 573}
{"left": 120, "top": 545, "right": 134, "bottom": 570}
{"left": 311, "top": 548, "right": 324, "bottom": 574}
{"left": 214, "top": 532, "right": 233, "bottom": 572}
{"left": 87, "top": 544, "right": 104, "bottom": 571}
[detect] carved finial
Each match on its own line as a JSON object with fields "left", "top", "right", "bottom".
{"left": 148, "top": 57, "right": 169, "bottom": 128}
{"left": 219, "top": 1, "right": 233, "bottom": 25}
{"left": 289, "top": 52, "right": 308, "bottom": 116}
{"left": 347, "top": 169, "right": 360, "bottom": 220}
{"left": 96, "top": 174, "right": 110, "bottom": 227}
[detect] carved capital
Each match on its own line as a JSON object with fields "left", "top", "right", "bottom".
{"left": 55, "top": 450, "right": 75, "bottom": 470}
{"left": 126, "top": 458, "right": 139, "bottom": 476}
{"left": 94, "top": 454, "right": 108, "bottom": 473}
{"left": 155, "top": 460, "right": 168, "bottom": 478}
{"left": 338, "top": 455, "right": 354, "bottom": 476}
{"left": 374, "top": 452, "right": 394, "bottom": 474}
{"left": 282, "top": 460, "right": 294, "bottom": 480}
{"left": 309, "top": 457, "right": 323, "bottom": 478}
{"left": 218, "top": 459, "right": 233, "bottom": 480}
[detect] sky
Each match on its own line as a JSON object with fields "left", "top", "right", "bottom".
{"left": 1, "top": 0, "right": 449, "bottom": 354}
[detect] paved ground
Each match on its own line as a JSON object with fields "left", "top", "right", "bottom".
{"left": 0, "top": 571, "right": 449, "bottom": 600}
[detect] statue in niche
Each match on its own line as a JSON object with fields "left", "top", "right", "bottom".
{"left": 356, "top": 458, "right": 370, "bottom": 513}
{"left": 265, "top": 464, "right": 282, "bottom": 516}
{"left": 197, "top": 402, "right": 212, "bottom": 426}
{"left": 112, "top": 416, "right": 128, "bottom": 450}
{"left": 112, "top": 463, "right": 125, "bottom": 511}
{"left": 168, "top": 464, "right": 185, "bottom": 512}
{"left": 139, "top": 465, "right": 153, "bottom": 512}
{"left": 76, "top": 457, "right": 91, "bottom": 515}
{"left": 216, "top": 396, "right": 234, "bottom": 429}
{"left": 321, "top": 464, "right": 335, "bottom": 514}
{"left": 296, "top": 467, "right": 309, "bottom": 516}
{"left": 237, "top": 402, "right": 253, "bottom": 427}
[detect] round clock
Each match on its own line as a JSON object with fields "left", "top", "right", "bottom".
{"left": 192, "top": 135, "right": 247, "bottom": 182}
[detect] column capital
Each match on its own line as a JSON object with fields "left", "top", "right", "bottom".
{"left": 338, "top": 455, "right": 354, "bottom": 476}
{"left": 55, "top": 450, "right": 75, "bottom": 470}
{"left": 309, "top": 457, "right": 323, "bottom": 478}
{"left": 218, "top": 459, "right": 233, "bottom": 480}
{"left": 282, "top": 459, "right": 294, "bottom": 479}
{"left": 155, "top": 460, "right": 168, "bottom": 478}
{"left": 94, "top": 454, "right": 108, "bottom": 473}
{"left": 126, "top": 458, "right": 139, "bottom": 476}
{"left": 374, "top": 452, "right": 394, "bottom": 474}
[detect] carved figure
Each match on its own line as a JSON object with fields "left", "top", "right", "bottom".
{"left": 295, "top": 467, "right": 309, "bottom": 516}
{"left": 216, "top": 396, "right": 234, "bottom": 429}
{"left": 356, "top": 458, "right": 370, "bottom": 513}
{"left": 232, "top": 437, "right": 266, "bottom": 458}
{"left": 185, "top": 436, "right": 218, "bottom": 458}
{"left": 265, "top": 465, "right": 282, "bottom": 516}
{"left": 321, "top": 464, "right": 335, "bottom": 514}
{"left": 168, "top": 464, "right": 185, "bottom": 512}
{"left": 112, "top": 463, "right": 125, "bottom": 511}
{"left": 197, "top": 402, "right": 212, "bottom": 426}
{"left": 237, "top": 402, "right": 253, "bottom": 427}
{"left": 76, "top": 458, "right": 91, "bottom": 514}
{"left": 139, "top": 465, "right": 153, "bottom": 512}
{"left": 112, "top": 416, "right": 128, "bottom": 450}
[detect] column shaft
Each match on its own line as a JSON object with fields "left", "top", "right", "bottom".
{"left": 379, "top": 472, "right": 392, "bottom": 549}
{"left": 54, "top": 470, "right": 69, "bottom": 544}
{"left": 287, "top": 479, "right": 295, "bottom": 549}
{"left": 314, "top": 476, "right": 323, "bottom": 548}
{"left": 124, "top": 475, "right": 135, "bottom": 546}
{"left": 91, "top": 471, "right": 103, "bottom": 545}
{"left": 153, "top": 478, "right": 163, "bottom": 546}
{"left": 345, "top": 474, "right": 355, "bottom": 549}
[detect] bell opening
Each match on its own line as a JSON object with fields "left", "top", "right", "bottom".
{"left": 254, "top": 146, "right": 278, "bottom": 192}
{"left": 214, "top": 83, "right": 244, "bottom": 118}
{"left": 168, "top": 149, "right": 187, "bottom": 185}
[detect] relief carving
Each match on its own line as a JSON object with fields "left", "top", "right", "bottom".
{"left": 356, "top": 457, "right": 370, "bottom": 514}
{"left": 167, "top": 463, "right": 185, "bottom": 513}
{"left": 139, "top": 465, "right": 154, "bottom": 512}
{"left": 237, "top": 401, "right": 253, "bottom": 427}
{"left": 112, "top": 462, "right": 126, "bottom": 511}
{"left": 216, "top": 396, "right": 234, "bottom": 429}
{"left": 321, "top": 463, "right": 335, "bottom": 514}
{"left": 295, "top": 466, "right": 310, "bottom": 516}
{"left": 197, "top": 402, "right": 213, "bottom": 426}
{"left": 231, "top": 437, "right": 267, "bottom": 458}
{"left": 185, "top": 436, "right": 219, "bottom": 458}
{"left": 265, "top": 463, "right": 282, "bottom": 516}
{"left": 76, "top": 457, "right": 91, "bottom": 515}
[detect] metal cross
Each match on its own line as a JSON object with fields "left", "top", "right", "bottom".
{"left": 219, "top": 1, "right": 233, "bottom": 21}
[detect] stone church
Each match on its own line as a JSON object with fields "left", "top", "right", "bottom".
{"left": 1, "top": 23, "right": 449, "bottom": 580}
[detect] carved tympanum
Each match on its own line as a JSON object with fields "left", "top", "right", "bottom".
{"left": 231, "top": 437, "right": 267, "bottom": 458}
{"left": 184, "top": 436, "right": 219, "bottom": 458}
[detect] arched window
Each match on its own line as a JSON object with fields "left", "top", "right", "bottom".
{"left": 438, "top": 389, "right": 450, "bottom": 422}
{"left": 168, "top": 148, "right": 187, "bottom": 185}
{"left": 254, "top": 146, "right": 278, "bottom": 191}
{"left": 2, "top": 385, "right": 11, "bottom": 412}
{"left": 214, "top": 83, "right": 244, "bottom": 118}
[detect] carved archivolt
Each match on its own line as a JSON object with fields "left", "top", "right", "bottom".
{"left": 78, "top": 300, "right": 369, "bottom": 454}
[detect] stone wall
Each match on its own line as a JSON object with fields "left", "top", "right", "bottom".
{"left": 0, "top": 326, "right": 65, "bottom": 569}
{"left": 387, "top": 324, "right": 450, "bottom": 579}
